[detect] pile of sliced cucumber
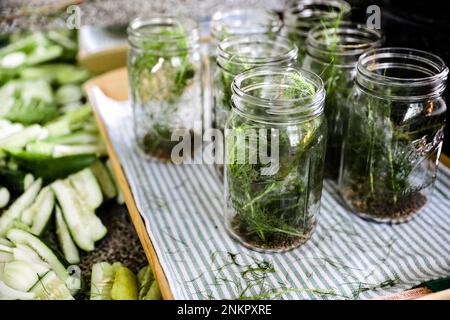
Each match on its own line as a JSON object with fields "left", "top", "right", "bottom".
{"left": 0, "top": 162, "right": 122, "bottom": 299}
{"left": 0, "top": 28, "right": 153, "bottom": 301}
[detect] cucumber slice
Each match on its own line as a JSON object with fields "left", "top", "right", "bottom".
{"left": 137, "top": 266, "right": 154, "bottom": 300}
{"left": 21, "top": 186, "right": 54, "bottom": 230}
{"left": 0, "top": 280, "right": 35, "bottom": 300}
{"left": 0, "top": 123, "right": 23, "bottom": 140}
{"left": 90, "top": 262, "right": 119, "bottom": 300}
{"left": 3, "top": 260, "right": 39, "bottom": 291}
{"left": 0, "top": 243, "right": 13, "bottom": 262}
{"left": 0, "top": 238, "right": 13, "bottom": 247}
{"left": 23, "top": 174, "right": 35, "bottom": 190}
{"left": 91, "top": 160, "right": 117, "bottom": 200}
{"left": 105, "top": 159, "right": 124, "bottom": 204}
{"left": 29, "top": 270, "right": 74, "bottom": 300}
{"left": 0, "top": 125, "right": 45, "bottom": 150}
{"left": 68, "top": 168, "right": 103, "bottom": 210}
{"left": 51, "top": 179, "right": 106, "bottom": 251}
{"left": 142, "top": 280, "right": 162, "bottom": 300}
{"left": 6, "top": 229, "right": 68, "bottom": 283}
{"left": 12, "top": 244, "right": 50, "bottom": 276}
{"left": 55, "top": 84, "right": 83, "bottom": 105}
{"left": 0, "top": 178, "right": 42, "bottom": 236}
{"left": 29, "top": 188, "right": 55, "bottom": 236}
{"left": 0, "top": 187, "right": 10, "bottom": 208}
{"left": 110, "top": 266, "right": 138, "bottom": 300}
{"left": 55, "top": 206, "right": 79, "bottom": 265}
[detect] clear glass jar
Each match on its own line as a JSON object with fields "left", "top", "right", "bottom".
{"left": 225, "top": 66, "right": 327, "bottom": 252}
{"left": 282, "top": 0, "right": 351, "bottom": 62}
{"left": 128, "top": 17, "right": 203, "bottom": 161}
{"left": 214, "top": 35, "right": 298, "bottom": 132}
{"left": 340, "top": 48, "right": 448, "bottom": 223}
{"left": 211, "top": 8, "right": 282, "bottom": 44}
{"left": 302, "top": 22, "right": 383, "bottom": 180}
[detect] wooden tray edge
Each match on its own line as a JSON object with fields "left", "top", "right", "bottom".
{"left": 84, "top": 68, "right": 175, "bottom": 300}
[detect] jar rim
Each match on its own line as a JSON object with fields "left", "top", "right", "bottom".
{"left": 231, "top": 66, "right": 325, "bottom": 123}
{"left": 217, "top": 35, "right": 298, "bottom": 73}
{"left": 306, "top": 22, "right": 383, "bottom": 64}
{"left": 127, "top": 16, "right": 199, "bottom": 51}
{"left": 211, "top": 8, "right": 282, "bottom": 41}
{"left": 356, "top": 47, "right": 449, "bottom": 100}
{"left": 284, "top": 0, "right": 351, "bottom": 32}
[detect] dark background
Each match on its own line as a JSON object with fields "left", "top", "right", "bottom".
{"left": 346, "top": 0, "right": 450, "bottom": 155}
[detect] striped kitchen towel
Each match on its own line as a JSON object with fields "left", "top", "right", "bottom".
{"left": 91, "top": 87, "right": 450, "bottom": 300}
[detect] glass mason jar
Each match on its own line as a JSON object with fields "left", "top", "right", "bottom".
{"left": 211, "top": 8, "right": 283, "bottom": 45}
{"left": 225, "top": 66, "right": 327, "bottom": 252}
{"left": 340, "top": 48, "right": 448, "bottom": 223}
{"left": 282, "top": 0, "right": 351, "bottom": 62}
{"left": 128, "top": 17, "right": 203, "bottom": 161}
{"left": 214, "top": 35, "right": 298, "bottom": 132}
{"left": 302, "top": 23, "right": 383, "bottom": 180}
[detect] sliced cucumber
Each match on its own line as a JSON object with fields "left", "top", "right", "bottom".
{"left": 29, "top": 188, "right": 55, "bottom": 236}
{"left": 55, "top": 206, "right": 79, "bottom": 264}
{"left": 90, "top": 160, "right": 117, "bottom": 200}
{"left": 21, "top": 186, "right": 54, "bottom": 229}
{"left": 0, "top": 187, "right": 10, "bottom": 208}
{"left": 137, "top": 265, "right": 154, "bottom": 300}
{"left": 142, "top": 280, "right": 162, "bottom": 300}
{"left": 105, "top": 159, "right": 124, "bottom": 204}
{"left": 0, "top": 243, "right": 13, "bottom": 262}
{"left": 0, "top": 124, "right": 45, "bottom": 150}
{"left": 0, "top": 178, "right": 42, "bottom": 236}
{"left": 29, "top": 270, "right": 74, "bottom": 300}
{"left": 55, "top": 84, "right": 83, "bottom": 105}
{"left": 51, "top": 179, "right": 106, "bottom": 251}
{"left": 0, "top": 280, "right": 35, "bottom": 300}
{"left": 90, "top": 262, "right": 119, "bottom": 300}
{"left": 53, "top": 144, "right": 105, "bottom": 157}
{"left": 6, "top": 229, "right": 68, "bottom": 283}
{"left": 3, "top": 260, "right": 39, "bottom": 292}
{"left": 12, "top": 244, "right": 50, "bottom": 276}
{"left": 68, "top": 168, "right": 103, "bottom": 210}
{"left": 23, "top": 174, "right": 35, "bottom": 190}
{"left": 0, "top": 237, "right": 13, "bottom": 247}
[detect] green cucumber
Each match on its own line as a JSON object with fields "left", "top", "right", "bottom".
{"left": 0, "top": 178, "right": 42, "bottom": 236}
{"left": 12, "top": 243, "right": 50, "bottom": 276}
{"left": 55, "top": 84, "right": 83, "bottom": 105}
{"left": 51, "top": 179, "right": 106, "bottom": 251}
{"left": 21, "top": 186, "right": 54, "bottom": 228}
{"left": 142, "top": 280, "right": 162, "bottom": 300}
{"left": 3, "top": 260, "right": 39, "bottom": 291}
{"left": 91, "top": 160, "right": 117, "bottom": 200}
{"left": 29, "top": 187, "right": 55, "bottom": 236}
{"left": 90, "top": 262, "right": 121, "bottom": 300}
{"left": 0, "top": 243, "right": 13, "bottom": 262}
{"left": 68, "top": 168, "right": 103, "bottom": 210}
{"left": 6, "top": 228, "right": 68, "bottom": 283}
{"left": 0, "top": 186, "right": 10, "bottom": 208}
{"left": 55, "top": 206, "right": 79, "bottom": 264}
{"left": 0, "top": 280, "right": 35, "bottom": 300}
{"left": 105, "top": 159, "right": 124, "bottom": 204}
{"left": 9, "top": 151, "right": 98, "bottom": 181}
{"left": 137, "top": 266, "right": 154, "bottom": 300}
{"left": 29, "top": 270, "right": 74, "bottom": 300}
{"left": 110, "top": 266, "right": 138, "bottom": 300}
{"left": 0, "top": 124, "right": 44, "bottom": 150}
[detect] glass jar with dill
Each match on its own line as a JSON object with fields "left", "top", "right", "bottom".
{"left": 340, "top": 48, "right": 448, "bottom": 223}
{"left": 128, "top": 17, "right": 202, "bottom": 161}
{"left": 282, "top": 0, "right": 351, "bottom": 63}
{"left": 302, "top": 22, "right": 383, "bottom": 180}
{"left": 225, "top": 66, "right": 327, "bottom": 252}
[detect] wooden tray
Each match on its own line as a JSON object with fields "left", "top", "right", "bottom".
{"left": 85, "top": 67, "right": 450, "bottom": 301}
{"left": 85, "top": 68, "right": 174, "bottom": 300}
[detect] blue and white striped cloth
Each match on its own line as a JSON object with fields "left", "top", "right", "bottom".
{"left": 91, "top": 87, "right": 450, "bottom": 300}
